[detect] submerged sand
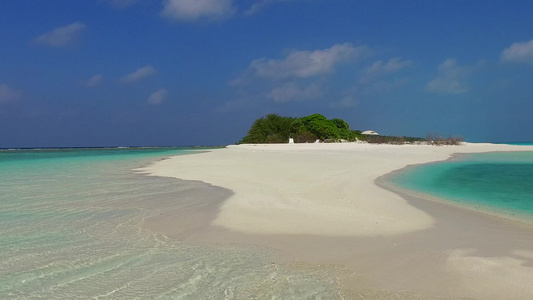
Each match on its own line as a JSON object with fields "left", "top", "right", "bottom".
{"left": 138, "top": 142, "right": 533, "bottom": 299}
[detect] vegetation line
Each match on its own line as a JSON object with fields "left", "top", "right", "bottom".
{"left": 239, "top": 114, "right": 463, "bottom": 145}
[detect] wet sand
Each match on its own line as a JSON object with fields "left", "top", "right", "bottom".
{"left": 137, "top": 143, "right": 533, "bottom": 299}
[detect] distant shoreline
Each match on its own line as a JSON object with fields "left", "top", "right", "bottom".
{"left": 0, "top": 145, "right": 225, "bottom": 151}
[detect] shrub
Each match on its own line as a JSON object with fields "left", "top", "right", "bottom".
{"left": 293, "top": 114, "right": 341, "bottom": 141}
{"left": 240, "top": 113, "right": 356, "bottom": 143}
{"left": 425, "top": 133, "right": 464, "bottom": 146}
{"left": 293, "top": 130, "right": 318, "bottom": 143}
{"left": 362, "top": 135, "right": 425, "bottom": 144}
{"left": 238, "top": 114, "right": 295, "bottom": 144}
{"left": 238, "top": 114, "right": 461, "bottom": 145}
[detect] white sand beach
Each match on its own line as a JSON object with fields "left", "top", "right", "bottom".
{"left": 139, "top": 142, "right": 533, "bottom": 299}
{"left": 141, "top": 142, "right": 533, "bottom": 236}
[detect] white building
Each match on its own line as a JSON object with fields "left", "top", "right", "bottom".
{"left": 361, "top": 130, "right": 379, "bottom": 135}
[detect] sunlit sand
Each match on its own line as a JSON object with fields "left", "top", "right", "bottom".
{"left": 140, "top": 142, "right": 533, "bottom": 299}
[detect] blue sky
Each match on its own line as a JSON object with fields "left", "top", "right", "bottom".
{"left": 1, "top": 0, "right": 533, "bottom": 147}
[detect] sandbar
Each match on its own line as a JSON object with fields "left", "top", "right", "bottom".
{"left": 138, "top": 142, "right": 533, "bottom": 299}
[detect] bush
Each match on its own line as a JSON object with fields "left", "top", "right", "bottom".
{"left": 238, "top": 114, "right": 295, "bottom": 144}
{"left": 293, "top": 130, "right": 318, "bottom": 143}
{"left": 238, "top": 114, "right": 461, "bottom": 145}
{"left": 239, "top": 113, "right": 357, "bottom": 144}
{"left": 425, "top": 133, "right": 464, "bottom": 146}
{"left": 293, "top": 114, "right": 341, "bottom": 141}
{"left": 331, "top": 118, "right": 350, "bottom": 130}
{"left": 361, "top": 135, "right": 425, "bottom": 144}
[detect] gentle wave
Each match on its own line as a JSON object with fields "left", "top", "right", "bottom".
{"left": 0, "top": 148, "right": 340, "bottom": 299}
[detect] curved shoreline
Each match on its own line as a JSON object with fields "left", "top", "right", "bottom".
{"left": 376, "top": 151, "right": 533, "bottom": 227}
{"left": 138, "top": 142, "right": 533, "bottom": 299}
{"left": 139, "top": 142, "right": 533, "bottom": 237}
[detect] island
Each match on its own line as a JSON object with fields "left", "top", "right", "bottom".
{"left": 239, "top": 113, "right": 462, "bottom": 145}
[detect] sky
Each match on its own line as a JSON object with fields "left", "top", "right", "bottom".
{"left": 1, "top": 0, "right": 533, "bottom": 147}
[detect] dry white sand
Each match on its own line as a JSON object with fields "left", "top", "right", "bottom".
{"left": 140, "top": 142, "right": 533, "bottom": 237}
{"left": 138, "top": 142, "right": 533, "bottom": 299}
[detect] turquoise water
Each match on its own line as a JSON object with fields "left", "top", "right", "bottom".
{"left": 0, "top": 148, "right": 339, "bottom": 299}
{"left": 389, "top": 151, "right": 533, "bottom": 220}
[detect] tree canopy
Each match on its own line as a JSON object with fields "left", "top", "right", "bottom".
{"left": 238, "top": 114, "right": 449, "bottom": 145}
{"left": 238, "top": 113, "right": 358, "bottom": 144}
{"left": 238, "top": 114, "right": 296, "bottom": 144}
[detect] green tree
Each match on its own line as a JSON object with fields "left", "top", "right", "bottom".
{"left": 331, "top": 118, "right": 350, "bottom": 130}
{"left": 293, "top": 114, "right": 340, "bottom": 141}
{"left": 239, "top": 113, "right": 360, "bottom": 143}
{"left": 331, "top": 118, "right": 357, "bottom": 140}
{"left": 239, "top": 114, "right": 295, "bottom": 144}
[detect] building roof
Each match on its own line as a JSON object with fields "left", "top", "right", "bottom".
{"left": 361, "top": 130, "right": 379, "bottom": 135}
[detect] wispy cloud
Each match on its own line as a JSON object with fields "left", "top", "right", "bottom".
{"left": 86, "top": 74, "right": 103, "bottom": 87}
{"left": 0, "top": 84, "right": 22, "bottom": 104}
{"left": 228, "top": 43, "right": 370, "bottom": 107}
{"left": 148, "top": 89, "right": 167, "bottom": 104}
{"left": 359, "top": 57, "right": 412, "bottom": 84}
{"left": 268, "top": 82, "right": 321, "bottom": 102}
{"left": 330, "top": 58, "right": 411, "bottom": 108}
{"left": 501, "top": 39, "right": 533, "bottom": 65}
{"left": 330, "top": 96, "right": 358, "bottom": 108}
{"left": 426, "top": 58, "right": 471, "bottom": 94}
{"left": 244, "top": 0, "right": 303, "bottom": 16}
{"left": 367, "top": 58, "right": 411, "bottom": 74}
{"left": 329, "top": 86, "right": 359, "bottom": 108}
{"left": 121, "top": 65, "right": 156, "bottom": 83}
{"left": 33, "top": 22, "right": 86, "bottom": 47}
{"left": 247, "top": 43, "right": 369, "bottom": 79}
{"left": 161, "top": 0, "right": 235, "bottom": 22}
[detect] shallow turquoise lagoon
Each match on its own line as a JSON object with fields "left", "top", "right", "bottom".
{"left": 0, "top": 148, "right": 339, "bottom": 299}
{"left": 389, "top": 151, "right": 533, "bottom": 219}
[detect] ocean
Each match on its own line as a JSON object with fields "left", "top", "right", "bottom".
{"left": 388, "top": 150, "right": 533, "bottom": 222}
{"left": 5, "top": 147, "right": 532, "bottom": 299}
{"left": 0, "top": 148, "right": 339, "bottom": 299}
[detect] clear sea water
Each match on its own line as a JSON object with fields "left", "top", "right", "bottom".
{"left": 0, "top": 148, "right": 339, "bottom": 299}
{"left": 389, "top": 150, "right": 533, "bottom": 221}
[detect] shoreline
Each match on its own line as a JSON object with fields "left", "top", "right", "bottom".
{"left": 137, "top": 142, "right": 533, "bottom": 299}
{"left": 377, "top": 151, "right": 533, "bottom": 228}
{"left": 139, "top": 142, "right": 533, "bottom": 237}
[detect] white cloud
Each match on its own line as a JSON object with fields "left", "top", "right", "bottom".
{"left": 245, "top": 0, "right": 278, "bottom": 15}
{"left": 268, "top": 82, "right": 321, "bottom": 102}
{"left": 148, "top": 89, "right": 167, "bottom": 104}
{"left": 244, "top": 0, "right": 294, "bottom": 15}
{"left": 501, "top": 39, "right": 533, "bottom": 65}
{"left": 161, "top": 0, "right": 235, "bottom": 22}
{"left": 121, "top": 65, "right": 156, "bottom": 83}
{"left": 330, "top": 96, "right": 358, "bottom": 108}
{"left": 0, "top": 84, "right": 22, "bottom": 104}
{"left": 33, "top": 22, "right": 86, "bottom": 47}
{"left": 228, "top": 76, "right": 249, "bottom": 87}
{"left": 359, "top": 57, "right": 412, "bottom": 85}
{"left": 330, "top": 87, "right": 359, "bottom": 108}
{"left": 426, "top": 58, "right": 471, "bottom": 94}
{"left": 230, "top": 43, "right": 370, "bottom": 105}
{"left": 86, "top": 74, "right": 103, "bottom": 87}
{"left": 249, "top": 43, "right": 369, "bottom": 79}
{"left": 367, "top": 57, "right": 412, "bottom": 74}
